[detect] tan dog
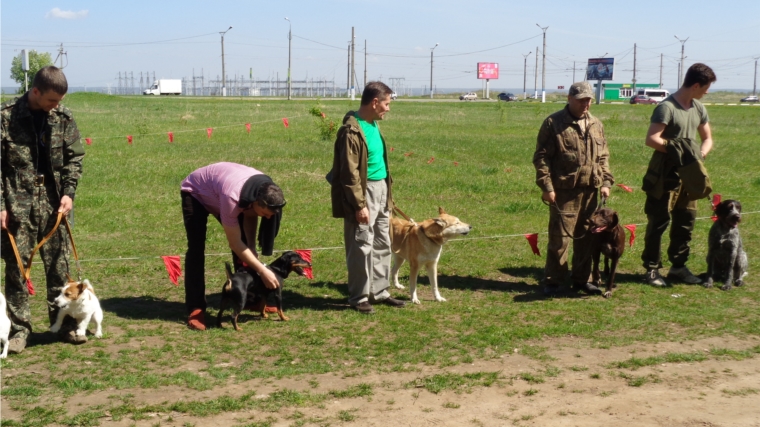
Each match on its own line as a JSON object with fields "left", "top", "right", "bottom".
{"left": 391, "top": 207, "right": 472, "bottom": 304}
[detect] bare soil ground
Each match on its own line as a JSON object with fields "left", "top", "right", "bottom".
{"left": 4, "top": 335, "right": 760, "bottom": 426}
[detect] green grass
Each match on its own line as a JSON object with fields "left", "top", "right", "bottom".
{"left": 1, "top": 93, "right": 759, "bottom": 425}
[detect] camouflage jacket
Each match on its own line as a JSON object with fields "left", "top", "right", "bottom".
{"left": 533, "top": 106, "right": 613, "bottom": 193}
{"left": 1, "top": 94, "right": 85, "bottom": 210}
{"left": 329, "top": 111, "right": 393, "bottom": 219}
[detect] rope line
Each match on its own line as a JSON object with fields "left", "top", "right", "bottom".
{"left": 6, "top": 210, "right": 757, "bottom": 266}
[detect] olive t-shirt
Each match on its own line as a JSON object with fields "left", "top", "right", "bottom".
{"left": 650, "top": 95, "right": 709, "bottom": 141}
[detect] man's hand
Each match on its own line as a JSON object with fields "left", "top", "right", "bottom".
{"left": 58, "top": 195, "right": 73, "bottom": 215}
{"left": 259, "top": 267, "right": 279, "bottom": 289}
{"left": 0, "top": 210, "right": 7, "bottom": 230}
{"left": 356, "top": 207, "right": 369, "bottom": 224}
{"left": 542, "top": 191, "right": 556, "bottom": 204}
{"left": 601, "top": 187, "right": 610, "bottom": 198}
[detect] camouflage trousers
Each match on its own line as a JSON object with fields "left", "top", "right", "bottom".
{"left": 542, "top": 187, "right": 598, "bottom": 286}
{"left": 1, "top": 184, "right": 75, "bottom": 340}
{"left": 640, "top": 186, "right": 698, "bottom": 270}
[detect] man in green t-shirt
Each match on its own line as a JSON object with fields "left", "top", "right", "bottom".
{"left": 329, "top": 81, "right": 405, "bottom": 314}
{"left": 641, "top": 63, "right": 717, "bottom": 287}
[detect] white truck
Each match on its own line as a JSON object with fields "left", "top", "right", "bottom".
{"left": 143, "top": 79, "right": 182, "bottom": 96}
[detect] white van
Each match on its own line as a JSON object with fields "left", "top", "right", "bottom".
{"left": 636, "top": 89, "right": 670, "bottom": 103}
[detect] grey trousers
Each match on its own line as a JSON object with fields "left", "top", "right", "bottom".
{"left": 343, "top": 180, "right": 391, "bottom": 306}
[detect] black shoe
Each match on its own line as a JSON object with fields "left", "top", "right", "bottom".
{"left": 351, "top": 302, "right": 375, "bottom": 314}
{"left": 574, "top": 282, "right": 603, "bottom": 295}
{"left": 542, "top": 284, "right": 560, "bottom": 297}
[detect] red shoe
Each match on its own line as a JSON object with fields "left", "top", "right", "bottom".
{"left": 188, "top": 309, "right": 206, "bottom": 331}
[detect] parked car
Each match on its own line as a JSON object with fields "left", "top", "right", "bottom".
{"left": 630, "top": 94, "right": 658, "bottom": 105}
{"left": 459, "top": 92, "right": 477, "bottom": 101}
{"left": 390, "top": 92, "right": 398, "bottom": 100}
{"left": 740, "top": 95, "right": 758, "bottom": 103}
{"left": 497, "top": 92, "right": 517, "bottom": 101}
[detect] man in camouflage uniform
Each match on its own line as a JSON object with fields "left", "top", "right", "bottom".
{"left": 1, "top": 65, "right": 85, "bottom": 354}
{"left": 533, "top": 81, "right": 614, "bottom": 296}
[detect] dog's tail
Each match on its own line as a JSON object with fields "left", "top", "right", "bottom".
{"left": 223, "top": 262, "right": 233, "bottom": 292}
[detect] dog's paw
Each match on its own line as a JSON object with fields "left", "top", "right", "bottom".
{"left": 721, "top": 283, "right": 733, "bottom": 291}
{"left": 394, "top": 283, "right": 405, "bottom": 289}
{"left": 280, "top": 315, "right": 290, "bottom": 321}
{"left": 94, "top": 332, "right": 103, "bottom": 339}
{"left": 49, "top": 324, "right": 61, "bottom": 333}
{"left": 735, "top": 279, "right": 744, "bottom": 287}
{"left": 703, "top": 278, "right": 714, "bottom": 288}
{"left": 603, "top": 291, "right": 612, "bottom": 298}
{"left": 412, "top": 298, "right": 421, "bottom": 305}
{"left": 434, "top": 296, "right": 447, "bottom": 302}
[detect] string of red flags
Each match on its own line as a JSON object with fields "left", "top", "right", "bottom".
{"left": 623, "top": 224, "right": 637, "bottom": 247}
{"left": 127, "top": 135, "right": 133, "bottom": 145}
{"left": 282, "top": 118, "right": 289, "bottom": 128}
{"left": 245, "top": 123, "right": 251, "bottom": 134}
{"left": 711, "top": 193, "right": 721, "bottom": 221}
{"left": 85, "top": 138, "right": 92, "bottom": 146}
{"left": 294, "top": 249, "right": 314, "bottom": 279}
{"left": 206, "top": 128, "right": 213, "bottom": 139}
{"left": 168, "top": 132, "right": 174, "bottom": 143}
{"left": 524, "top": 233, "right": 540, "bottom": 256}
{"left": 617, "top": 184, "right": 633, "bottom": 192}
{"left": 161, "top": 256, "right": 182, "bottom": 286}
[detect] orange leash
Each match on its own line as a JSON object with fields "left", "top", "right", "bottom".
{"left": 4, "top": 211, "right": 80, "bottom": 295}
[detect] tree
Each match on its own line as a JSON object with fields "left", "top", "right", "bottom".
{"left": 10, "top": 50, "right": 54, "bottom": 94}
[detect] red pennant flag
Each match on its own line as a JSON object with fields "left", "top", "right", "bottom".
{"left": 161, "top": 256, "right": 182, "bottom": 286}
{"left": 404, "top": 152, "right": 413, "bottom": 157}
{"left": 711, "top": 215, "right": 717, "bottom": 222}
{"left": 26, "top": 278, "right": 35, "bottom": 295}
{"left": 390, "top": 147, "right": 395, "bottom": 152}
{"left": 168, "top": 132, "right": 174, "bottom": 143}
{"left": 127, "top": 135, "right": 133, "bottom": 145}
{"left": 427, "top": 157, "right": 435, "bottom": 164}
{"left": 617, "top": 184, "right": 633, "bottom": 193}
{"left": 85, "top": 138, "right": 92, "bottom": 145}
{"left": 245, "top": 123, "right": 251, "bottom": 133}
{"left": 282, "top": 118, "right": 289, "bottom": 128}
{"left": 320, "top": 112, "right": 326, "bottom": 118}
{"left": 524, "top": 233, "right": 540, "bottom": 256}
{"left": 712, "top": 194, "right": 721, "bottom": 210}
{"left": 293, "top": 249, "right": 314, "bottom": 279}
{"left": 623, "top": 224, "right": 637, "bottom": 247}
{"left": 206, "top": 128, "right": 213, "bottom": 139}
{"left": 453, "top": 161, "right": 459, "bottom": 166}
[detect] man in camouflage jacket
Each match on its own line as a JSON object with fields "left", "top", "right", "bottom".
{"left": 1, "top": 66, "right": 85, "bottom": 353}
{"left": 533, "top": 82, "right": 614, "bottom": 296}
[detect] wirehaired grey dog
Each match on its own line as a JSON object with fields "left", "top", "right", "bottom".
{"left": 705, "top": 200, "right": 748, "bottom": 291}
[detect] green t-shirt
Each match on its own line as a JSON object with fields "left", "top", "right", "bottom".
{"left": 355, "top": 113, "right": 387, "bottom": 181}
{"left": 650, "top": 95, "right": 709, "bottom": 141}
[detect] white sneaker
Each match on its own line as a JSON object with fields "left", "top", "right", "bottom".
{"left": 667, "top": 266, "right": 702, "bottom": 284}
{"left": 645, "top": 269, "right": 668, "bottom": 287}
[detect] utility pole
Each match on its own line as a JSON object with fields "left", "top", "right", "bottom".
{"left": 285, "top": 18, "right": 292, "bottom": 100}
{"left": 430, "top": 43, "right": 439, "bottom": 99}
{"left": 534, "top": 46, "right": 539, "bottom": 99}
{"left": 632, "top": 43, "right": 637, "bottom": 96}
{"left": 351, "top": 27, "right": 355, "bottom": 100}
{"left": 572, "top": 61, "right": 576, "bottom": 82}
{"left": 522, "top": 51, "right": 532, "bottom": 99}
{"left": 675, "top": 35, "right": 688, "bottom": 88}
{"left": 536, "top": 24, "right": 548, "bottom": 103}
{"left": 220, "top": 26, "right": 232, "bottom": 96}
{"left": 364, "top": 40, "right": 367, "bottom": 89}
{"left": 659, "top": 53, "right": 663, "bottom": 89}
{"left": 346, "top": 42, "right": 351, "bottom": 94}
{"left": 753, "top": 57, "right": 758, "bottom": 96}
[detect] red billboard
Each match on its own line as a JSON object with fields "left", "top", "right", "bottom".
{"left": 477, "top": 62, "right": 499, "bottom": 79}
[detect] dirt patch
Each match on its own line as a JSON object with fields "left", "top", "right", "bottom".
{"left": 3, "top": 336, "right": 760, "bottom": 426}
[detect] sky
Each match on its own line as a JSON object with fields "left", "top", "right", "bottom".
{"left": 2, "top": 0, "right": 759, "bottom": 93}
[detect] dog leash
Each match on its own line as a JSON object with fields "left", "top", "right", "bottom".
{"left": 542, "top": 190, "right": 607, "bottom": 240}
{"left": 391, "top": 204, "right": 418, "bottom": 254}
{"left": 4, "top": 212, "right": 82, "bottom": 295}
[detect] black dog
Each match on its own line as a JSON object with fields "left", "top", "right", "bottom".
{"left": 589, "top": 207, "right": 626, "bottom": 298}
{"left": 705, "top": 200, "right": 748, "bottom": 291}
{"left": 216, "top": 251, "right": 311, "bottom": 330}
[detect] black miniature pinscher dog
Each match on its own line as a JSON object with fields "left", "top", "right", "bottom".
{"left": 216, "top": 251, "right": 311, "bottom": 330}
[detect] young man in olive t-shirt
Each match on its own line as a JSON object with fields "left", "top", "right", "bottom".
{"left": 641, "top": 63, "right": 717, "bottom": 287}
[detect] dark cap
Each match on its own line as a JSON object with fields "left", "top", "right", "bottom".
{"left": 568, "top": 82, "right": 594, "bottom": 99}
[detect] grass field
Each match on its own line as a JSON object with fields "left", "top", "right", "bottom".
{"left": 1, "top": 93, "right": 759, "bottom": 426}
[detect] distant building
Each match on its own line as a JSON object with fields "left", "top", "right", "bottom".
{"left": 592, "top": 82, "right": 661, "bottom": 101}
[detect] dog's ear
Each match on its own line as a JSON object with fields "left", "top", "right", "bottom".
{"left": 610, "top": 211, "right": 619, "bottom": 228}
{"left": 77, "top": 281, "right": 86, "bottom": 294}
{"left": 420, "top": 218, "right": 444, "bottom": 240}
{"left": 225, "top": 262, "right": 233, "bottom": 280}
{"left": 438, "top": 206, "right": 447, "bottom": 216}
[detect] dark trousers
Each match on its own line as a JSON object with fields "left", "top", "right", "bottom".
{"left": 181, "top": 191, "right": 212, "bottom": 314}
{"left": 641, "top": 189, "right": 697, "bottom": 270}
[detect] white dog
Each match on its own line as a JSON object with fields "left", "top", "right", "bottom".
{"left": 0, "top": 292, "right": 11, "bottom": 359}
{"left": 50, "top": 279, "right": 103, "bottom": 339}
